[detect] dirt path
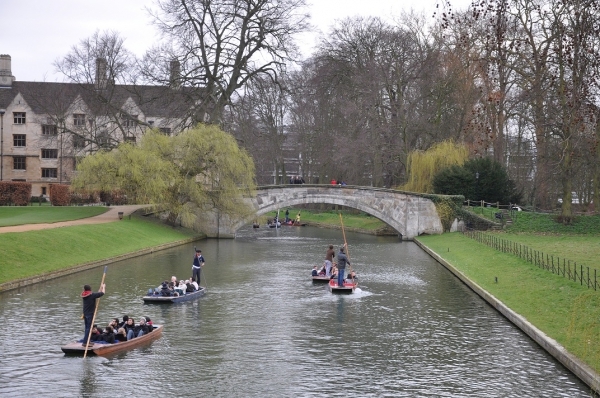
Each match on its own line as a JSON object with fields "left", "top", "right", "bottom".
{"left": 0, "top": 205, "right": 147, "bottom": 234}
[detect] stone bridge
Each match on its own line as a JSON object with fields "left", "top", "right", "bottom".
{"left": 192, "top": 185, "right": 460, "bottom": 240}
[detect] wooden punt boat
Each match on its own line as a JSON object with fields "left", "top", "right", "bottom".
{"left": 143, "top": 287, "right": 206, "bottom": 303}
{"left": 281, "top": 221, "right": 307, "bottom": 226}
{"left": 61, "top": 325, "right": 163, "bottom": 356}
{"left": 328, "top": 278, "right": 356, "bottom": 294}
{"left": 312, "top": 275, "right": 331, "bottom": 283}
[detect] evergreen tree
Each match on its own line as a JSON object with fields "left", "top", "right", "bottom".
{"left": 433, "top": 157, "right": 521, "bottom": 204}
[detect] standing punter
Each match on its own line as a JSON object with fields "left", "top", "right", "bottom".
{"left": 81, "top": 283, "right": 105, "bottom": 346}
{"left": 192, "top": 249, "right": 205, "bottom": 285}
{"left": 337, "top": 246, "right": 350, "bottom": 287}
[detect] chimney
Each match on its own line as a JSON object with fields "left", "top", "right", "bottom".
{"left": 95, "top": 58, "right": 107, "bottom": 89}
{"left": 170, "top": 60, "right": 181, "bottom": 89}
{"left": 0, "top": 55, "right": 15, "bottom": 87}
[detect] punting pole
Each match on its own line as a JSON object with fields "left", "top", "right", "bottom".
{"left": 84, "top": 266, "right": 107, "bottom": 358}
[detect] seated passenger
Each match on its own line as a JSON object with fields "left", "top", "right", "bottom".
{"left": 330, "top": 265, "right": 338, "bottom": 280}
{"left": 133, "top": 318, "right": 150, "bottom": 338}
{"left": 160, "top": 281, "right": 172, "bottom": 296}
{"left": 144, "top": 316, "right": 153, "bottom": 330}
{"left": 176, "top": 280, "right": 187, "bottom": 295}
{"left": 101, "top": 326, "right": 115, "bottom": 344}
{"left": 191, "top": 279, "right": 199, "bottom": 291}
{"left": 118, "top": 315, "right": 129, "bottom": 329}
{"left": 89, "top": 325, "right": 103, "bottom": 341}
{"left": 115, "top": 327, "right": 127, "bottom": 342}
{"left": 109, "top": 318, "right": 119, "bottom": 332}
{"left": 124, "top": 318, "right": 137, "bottom": 340}
{"left": 311, "top": 266, "right": 318, "bottom": 276}
{"left": 185, "top": 279, "right": 195, "bottom": 293}
{"left": 346, "top": 271, "right": 358, "bottom": 284}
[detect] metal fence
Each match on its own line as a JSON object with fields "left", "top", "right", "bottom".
{"left": 462, "top": 229, "right": 598, "bottom": 291}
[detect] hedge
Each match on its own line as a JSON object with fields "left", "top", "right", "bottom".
{"left": 0, "top": 181, "right": 32, "bottom": 206}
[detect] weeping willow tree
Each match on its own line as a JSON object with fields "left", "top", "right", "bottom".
{"left": 72, "top": 124, "right": 256, "bottom": 225}
{"left": 401, "top": 140, "right": 469, "bottom": 193}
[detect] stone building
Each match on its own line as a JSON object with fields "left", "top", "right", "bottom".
{"left": 0, "top": 54, "right": 193, "bottom": 197}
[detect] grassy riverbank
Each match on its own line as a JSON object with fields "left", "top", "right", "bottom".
{"left": 0, "top": 214, "right": 201, "bottom": 284}
{"left": 416, "top": 232, "right": 600, "bottom": 374}
{"left": 0, "top": 206, "right": 108, "bottom": 226}
{"left": 275, "top": 208, "right": 387, "bottom": 230}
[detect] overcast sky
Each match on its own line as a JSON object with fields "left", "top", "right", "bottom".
{"left": 1, "top": 0, "right": 471, "bottom": 82}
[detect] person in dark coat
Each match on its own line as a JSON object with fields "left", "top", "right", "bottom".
{"left": 101, "top": 326, "right": 116, "bottom": 344}
{"left": 192, "top": 249, "right": 205, "bottom": 285}
{"left": 160, "top": 281, "right": 172, "bottom": 296}
{"left": 124, "top": 317, "right": 137, "bottom": 340}
{"left": 133, "top": 317, "right": 151, "bottom": 338}
{"left": 337, "top": 246, "right": 350, "bottom": 287}
{"left": 89, "top": 325, "right": 103, "bottom": 341}
{"left": 81, "top": 283, "right": 105, "bottom": 346}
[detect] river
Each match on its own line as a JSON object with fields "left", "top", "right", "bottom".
{"left": 0, "top": 225, "right": 591, "bottom": 397}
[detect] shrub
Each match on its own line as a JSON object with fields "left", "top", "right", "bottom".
{"left": 0, "top": 181, "right": 32, "bottom": 206}
{"left": 49, "top": 184, "right": 71, "bottom": 206}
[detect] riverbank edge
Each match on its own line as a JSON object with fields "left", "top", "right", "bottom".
{"left": 0, "top": 236, "right": 205, "bottom": 293}
{"left": 414, "top": 238, "right": 600, "bottom": 393}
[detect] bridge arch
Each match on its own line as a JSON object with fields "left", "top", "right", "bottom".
{"left": 224, "top": 185, "right": 449, "bottom": 240}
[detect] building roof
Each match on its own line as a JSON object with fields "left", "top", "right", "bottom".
{"left": 0, "top": 81, "right": 198, "bottom": 119}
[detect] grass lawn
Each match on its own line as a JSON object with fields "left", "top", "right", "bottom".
{"left": 275, "top": 208, "right": 387, "bottom": 230}
{"left": 417, "top": 233, "right": 600, "bottom": 374}
{"left": 0, "top": 214, "right": 201, "bottom": 284}
{"left": 0, "top": 206, "right": 108, "bottom": 227}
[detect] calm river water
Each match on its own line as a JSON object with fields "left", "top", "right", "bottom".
{"left": 0, "top": 225, "right": 592, "bottom": 397}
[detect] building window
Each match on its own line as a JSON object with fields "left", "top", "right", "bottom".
{"left": 73, "top": 114, "right": 86, "bottom": 126}
{"left": 41, "top": 149, "right": 58, "bottom": 159}
{"left": 159, "top": 127, "right": 172, "bottom": 135}
{"left": 41, "top": 168, "right": 57, "bottom": 178}
{"left": 13, "top": 134, "right": 26, "bottom": 147}
{"left": 42, "top": 187, "right": 47, "bottom": 195}
{"left": 13, "top": 112, "right": 26, "bottom": 124}
{"left": 123, "top": 115, "right": 138, "bottom": 127}
{"left": 42, "top": 125, "right": 58, "bottom": 135}
{"left": 98, "top": 131, "right": 110, "bottom": 147}
{"left": 13, "top": 156, "right": 26, "bottom": 170}
{"left": 73, "top": 135, "right": 86, "bottom": 149}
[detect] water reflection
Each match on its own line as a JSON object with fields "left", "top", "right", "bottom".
{"left": 0, "top": 225, "right": 591, "bottom": 397}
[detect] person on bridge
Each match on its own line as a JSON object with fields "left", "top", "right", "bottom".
{"left": 324, "top": 244, "right": 335, "bottom": 276}
{"left": 81, "top": 283, "right": 105, "bottom": 346}
{"left": 192, "top": 249, "right": 205, "bottom": 285}
{"left": 337, "top": 246, "right": 350, "bottom": 287}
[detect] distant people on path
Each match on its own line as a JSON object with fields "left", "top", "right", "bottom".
{"left": 337, "top": 246, "right": 350, "bottom": 287}
{"left": 81, "top": 282, "right": 105, "bottom": 346}
{"left": 331, "top": 179, "right": 337, "bottom": 185}
{"left": 324, "top": 244, "right": 335, "bottom": 276}
{"left": 192, "top": 249, "right": 205, "bottom": 285}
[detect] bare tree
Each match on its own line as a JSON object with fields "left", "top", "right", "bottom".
{"left": 143, "top": 0, "right": 310, "bottom": 125}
